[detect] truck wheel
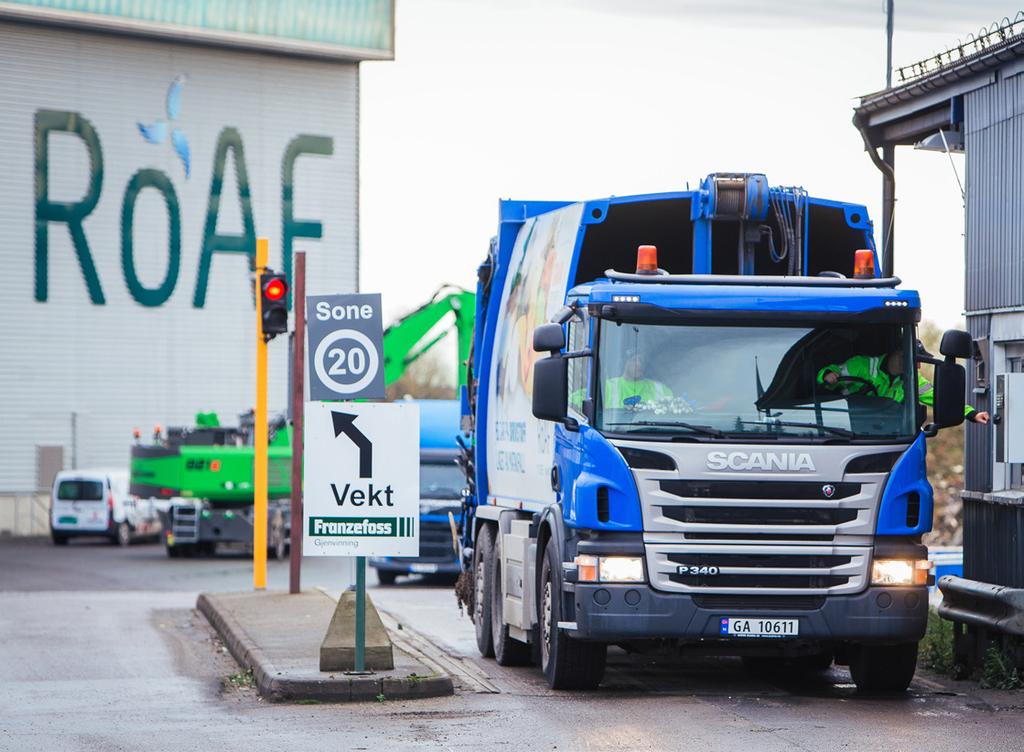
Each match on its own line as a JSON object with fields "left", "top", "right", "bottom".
{"left": 490, "top": 530, "right": 532, "bottom": 666}
{"left": 111, "top": 522, "right": 131, "bottom": 547}
{"left": 473, "top": 524, "right": 495, "bottom": 658}
{"left": 849, "top": 642, "right": 918, "bottom": 693}
{"left": 51, "top": 532, "right": 68, "bottom": 546}
{"left": 377, "top": 570, "right": 398, "bottom": 586}
{"left": 539, "top": 538, "right": 606, "bottom": 689}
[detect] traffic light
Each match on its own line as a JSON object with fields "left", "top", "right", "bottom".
{"left": 260, "top": 271, "right": 288, "bottom": 340}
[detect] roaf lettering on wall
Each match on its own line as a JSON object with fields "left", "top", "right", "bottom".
{"left": 0, "top": 17, "right": 359, "bottom": 494}
{"left": 33, "top": 78, "right": 333, "bottom": 308}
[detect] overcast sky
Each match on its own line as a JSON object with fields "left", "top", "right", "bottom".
{"left": 360, "top": 0, "right": 1019, "bottom": 330}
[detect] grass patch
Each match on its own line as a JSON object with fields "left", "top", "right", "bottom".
{"left": 296, "top": 698, "right": 322, "bottom": 705}
{"left": 920, "top": 609, "right": 956, "bottom": 676}
{"left": 376, "top": 693, "right": 387, "bottom": 703}
{"left": 981, "top": 647, "right": 1023, "bottom": 690}
{"left": 223, "top": 669, "right": 255, "bottom": 691}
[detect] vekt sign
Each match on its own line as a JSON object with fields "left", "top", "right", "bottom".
{"left": 33, "top": 108, "right": 333, "bottom": 308}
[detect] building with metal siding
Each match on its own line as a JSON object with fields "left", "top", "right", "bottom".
{"left": 854, "top": 18, "right": 1024, "bottom": 659}
{"left": 0, "top": 2, "right": 393, "bottom": 504}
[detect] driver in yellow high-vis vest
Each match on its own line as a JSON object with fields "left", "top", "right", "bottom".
{"left": 604, "top": 351, "right": 673, "bottom": 407}
{"left": 817, "top": 349, "right": 989, "bottom": 424}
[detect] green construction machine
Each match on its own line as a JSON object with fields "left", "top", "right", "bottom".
{"left": 131, "top": 286, "right": 474, "bottom": 557}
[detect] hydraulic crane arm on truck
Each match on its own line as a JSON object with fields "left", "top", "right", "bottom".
{"left": 459, "top": 173, "right": 973, "bottom": 693}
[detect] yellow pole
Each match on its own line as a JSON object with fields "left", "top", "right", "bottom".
{"left": 254, "top": 237, "right": 269, "bottom": 590}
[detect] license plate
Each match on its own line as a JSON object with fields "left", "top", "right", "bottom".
{"left": 720, "top": 617, "right": 799, "bottom": 638}
{"left": 409, "top": 563, "right": 438, "bottom": 574}
{"left": 58, "top": 516, "right": 77, "bottom": 524}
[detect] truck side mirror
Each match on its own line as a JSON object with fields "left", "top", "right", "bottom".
{"left": 931, "top": 360, "right": 967, "bottom": 429}
{"left": 533, "top": 323, "right": 566, "bottom": 353}
{"left": 533, "top": 355, "right": 569, "bottom": 424}
{"left": 940, "top": 330, "right": 973, "bottom": 360}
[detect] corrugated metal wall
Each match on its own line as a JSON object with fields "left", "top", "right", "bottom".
{"left": 964, "top": 73, "right": 1024, "bottom": 313}
{"left": 962, "top": 71, "right": 1024, "bottom": 494}
{"left": 963, "top": 495, "right": 1024, "bottom": 587}
{"left": 0, "top": 22, "right": 358, "bottom": 491}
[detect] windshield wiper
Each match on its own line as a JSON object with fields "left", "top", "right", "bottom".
{"left": 738, "top": 420, "right": 855, "bottom": 439}
{"left": 605, "top": 420, "right": 724, "bottom": 438}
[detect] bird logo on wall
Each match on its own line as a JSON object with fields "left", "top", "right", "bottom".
{"left": 137, "top": 75, "right": 191, "bottom": 179}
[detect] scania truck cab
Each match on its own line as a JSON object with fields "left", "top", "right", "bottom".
{"left": 461, "top": 173, "right": 972, "bottom": 692}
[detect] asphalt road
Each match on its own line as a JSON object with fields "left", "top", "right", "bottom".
{"left": 2, "top": 536, "right": 1023, "bottom": 752}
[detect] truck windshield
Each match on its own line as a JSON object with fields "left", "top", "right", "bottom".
{"left": 595, "top": 321, "right": 917, "bottom": 441}
{"left": 420, "top": 463, "right": 464, "bottom": 499}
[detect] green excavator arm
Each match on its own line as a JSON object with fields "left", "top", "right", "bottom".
{"left": 382, "top": 285, "right": 475, "bottom": 388}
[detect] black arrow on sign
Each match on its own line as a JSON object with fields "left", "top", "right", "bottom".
{"left": 331, "top": 411, "right": 373, "bottom": 478}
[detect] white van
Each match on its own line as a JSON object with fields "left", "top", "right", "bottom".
{"left": 50, "top": 469, "right": 159, "bottom": 546}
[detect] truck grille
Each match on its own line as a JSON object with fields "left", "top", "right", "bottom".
{"left": 642, "top": 475, "right": 879, "bottom": 543}
{"left": 645, "top": 543, "right": 869, "bottom": 595}
{"left": 387, "top": 522, "right": 454, "bottom": 563}
{"left": 613, "top": 440, "right": 899, "bottom": 595}
{"left": 418, "top": 523, "right": 454, "bottom": 560}
{"left": 660, "top": 480, "right": 861, "bottom": 500}
{"left": 663, "top": 507, "right": 858, "bottom": 526}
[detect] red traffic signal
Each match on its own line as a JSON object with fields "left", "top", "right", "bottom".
{"left": 263, "top": 277, "right": 287, "bottom": 302}
{"left": 259, "top": 271, "right": 289, "bottom": 339}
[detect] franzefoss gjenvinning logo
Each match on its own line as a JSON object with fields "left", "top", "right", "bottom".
{"left": 309, "top": 517, "right": 416, "bottom": 537}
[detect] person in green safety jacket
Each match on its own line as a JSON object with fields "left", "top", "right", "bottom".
{"left": 604, "top": 350, "right": 674, "bottom": 407}
{"left": 817, "top": 348, "right": 990, "bottom": 424}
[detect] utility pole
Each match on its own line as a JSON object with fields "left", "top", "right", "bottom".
{"left": 254, "top": 237, "right": 269, "bottom": 590}
{"left": 881, "top": 0, "right": 896, "bottom": 275}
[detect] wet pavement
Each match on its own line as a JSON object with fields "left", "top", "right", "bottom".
{"left": 1, "top": 536, "right": 1022, "bottom": 751}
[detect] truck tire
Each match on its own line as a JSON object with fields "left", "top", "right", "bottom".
{"left": 376, "top": 570, "right": 398, "bottom": 586}
{"left": 51, "top": 532, "right": 68, "bottom": 546}
{"left": 849, "top": 642, "right": 918, "bottom": 693}
{"left": 473, "top": 524, "right": 495, "bottom": 658}
{"left": 539, "top": 538, "right": 606, "bottom": 689}
{"left": 490, "top": 530, "right": 532, "bottom": 666}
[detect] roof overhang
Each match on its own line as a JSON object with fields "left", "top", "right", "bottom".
{"left": 854, "top": 33, "right": 1024, "bottom": 148}
{"left": 0, "top": 0, "right": 395, "bottom": 63}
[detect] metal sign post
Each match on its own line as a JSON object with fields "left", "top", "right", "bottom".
{"left": 288, "top": 251, "right": 307, "bottom": 594}
{"left": 355, "top": 555, "right": 366, "bottom": 670}
{"left": 305, "top": 293, "right": 412, "bottom": 671}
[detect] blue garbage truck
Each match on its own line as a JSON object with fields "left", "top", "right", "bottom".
{"left": 459, "top": 173, "right": 973, "bottom": 692}
{"left": 370, "top": 400, "right": 463, "bottom": 584}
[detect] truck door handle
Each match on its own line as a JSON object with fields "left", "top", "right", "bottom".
{"left": 550, "top": 466, "right": 561, "bottom": 492}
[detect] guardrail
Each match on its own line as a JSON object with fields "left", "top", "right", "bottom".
{"left": 938, "top": 575, "right": 1024, "bottom": 637}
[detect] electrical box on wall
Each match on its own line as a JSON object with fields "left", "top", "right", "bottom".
{"left": 995, "top": 373, "right": 1024, "bottom": 463}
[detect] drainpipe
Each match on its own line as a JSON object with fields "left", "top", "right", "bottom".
{"left": 853, "top": 112, "right": 896, "bottom": 277}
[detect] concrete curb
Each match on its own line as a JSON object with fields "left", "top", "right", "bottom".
{"left": 197, "top": 593, "right": 454, "bottom": 703}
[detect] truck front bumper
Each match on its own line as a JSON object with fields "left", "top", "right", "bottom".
{"left": 570, "top": 584, "right": 927, "bottom": 644}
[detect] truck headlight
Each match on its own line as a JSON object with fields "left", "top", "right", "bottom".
{"left": 574, "top": 555, "right": 645, "bottom": 583}
{"left": 871, "top": 558, "right": 931, "bottom": 586}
